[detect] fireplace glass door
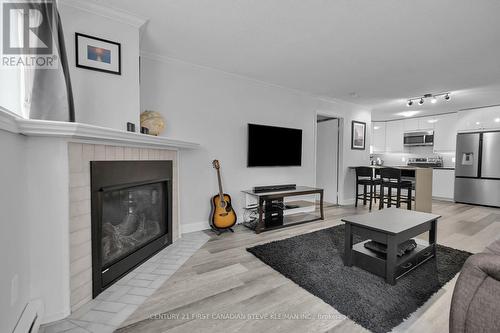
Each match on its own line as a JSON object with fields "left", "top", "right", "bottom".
{"left": 101, "top": 182, "right": 166, "bottom": 268}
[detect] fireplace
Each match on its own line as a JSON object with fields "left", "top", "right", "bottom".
{"left": 90, "top": 160, "right": 172, "bottom": 297}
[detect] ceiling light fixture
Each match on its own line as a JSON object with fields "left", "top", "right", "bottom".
{"left": 405, "top": 92, "right": 452, "bottom": 107}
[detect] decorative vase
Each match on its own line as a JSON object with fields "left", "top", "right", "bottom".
{"left": 140, "top": 111, "right": 165, "bottom": 136}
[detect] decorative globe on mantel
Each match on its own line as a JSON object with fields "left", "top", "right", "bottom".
{"left": 140, "top": 110, "right": 165, "bottom": 136}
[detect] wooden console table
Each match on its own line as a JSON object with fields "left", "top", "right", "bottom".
{"left": 242, "top": 186, "right": 324, "bottom": 234}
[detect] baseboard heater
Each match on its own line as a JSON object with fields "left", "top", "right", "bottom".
{"left": 13, "top": 299, "right": 44, "bottom": 333}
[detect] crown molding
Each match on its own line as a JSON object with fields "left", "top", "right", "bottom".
{"left": 58, "top": 0, "right": 148, "bottom": 28}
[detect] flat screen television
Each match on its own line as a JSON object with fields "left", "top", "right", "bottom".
{"left": 247, "top": 123, "right": 302, "bottom": 167}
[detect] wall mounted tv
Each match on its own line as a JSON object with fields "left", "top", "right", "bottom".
{"left": 247, "top": 123, "right": 302, "bottom": 167}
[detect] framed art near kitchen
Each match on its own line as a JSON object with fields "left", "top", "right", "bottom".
{"left": 351, "top": 121, "right": 366, "bottom": 150}
{"left": 75, "top": 33, "right": 121, "bottom": 75}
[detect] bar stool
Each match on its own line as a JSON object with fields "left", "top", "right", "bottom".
{"left": 355, "top": 167, "right": 381, "bottom": 210}
{"left": 378, "top": 167, "right": 412, "bottom": 210}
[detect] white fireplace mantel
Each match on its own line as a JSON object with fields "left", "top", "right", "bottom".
{"left": 0, "top": 109, "right": 199, "bottom": 149}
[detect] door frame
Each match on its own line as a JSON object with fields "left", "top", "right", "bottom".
{"left": 314, "top": 111, "right": 343, "bottom": 205}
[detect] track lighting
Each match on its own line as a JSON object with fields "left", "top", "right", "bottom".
{"left": 405, "top": 92, "right": 452, "bottom": 106}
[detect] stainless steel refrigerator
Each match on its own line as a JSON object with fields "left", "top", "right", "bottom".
{"left": 455, "top": 131, "right": 500, "bottom": 207}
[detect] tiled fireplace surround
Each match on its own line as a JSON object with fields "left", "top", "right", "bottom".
{"left": 68, "top": 143, "right": 180, "bottom": 311}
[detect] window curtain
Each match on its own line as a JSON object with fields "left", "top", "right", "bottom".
{"left": 23, "top": 0, "right": 75, "bottom": 122}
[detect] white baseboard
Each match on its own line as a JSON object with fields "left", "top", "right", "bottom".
{"left": 41, "top": 309, "right": 70, "bottom": 326}
{"left": 338, "top": 198, "right": 355, "bottom": 206}
{"left": 180, "top": 217, "right": 246, "bottom": 234}
{"left": 432, "top": 196, "right": 454, "bottom": 202}
{"left": 181, "top": 221, "right": 210, "bottom": 234}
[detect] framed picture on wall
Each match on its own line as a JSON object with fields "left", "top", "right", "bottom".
{"left": 75, "top": 33, "right": 121, "bottom": 75}
{"left": 351, "top": 121, "right": 366, "bottom": 150}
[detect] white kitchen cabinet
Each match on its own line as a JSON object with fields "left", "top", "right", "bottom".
{"left": 433, "top": 113, "right": 458, "bottom": 152}
{"left": 418, "top": 116, "right": 436, "bottom": 130}
{"left": 481, "top": 106, "right": 500, "bottom": 129}
{"left": 403, "top": 116, "right": 435, "bottom": 131}
{"left": 456, "top": 110, "right": 479, "bottom": 130}
{"left": 371, "top": 122, "right": 386, "bottom": 152}
{"left": 385, "top": 120, "right": 404, "bottom": 152}
{"left": 432, "top": 169, "right": 455, "bottom": 200}
{"left": 457, "top": 106, "right": 500, "bottom": 131}
{"left": 403, "top": 118, "right": 419, "bottom": 131}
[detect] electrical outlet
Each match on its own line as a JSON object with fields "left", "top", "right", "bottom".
{"left": 11, "top": 274, "right": 19, "bottom": 306}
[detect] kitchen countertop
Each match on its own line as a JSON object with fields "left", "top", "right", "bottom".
{"left": 349, "top": 165, "right": 455, "bottom": 170}
{"left": 349, "top": 165, "right": 427, "bottom": 170}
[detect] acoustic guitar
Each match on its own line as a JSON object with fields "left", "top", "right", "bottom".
{"left": 210, "top": 160, "right": 237, "bottom": 233}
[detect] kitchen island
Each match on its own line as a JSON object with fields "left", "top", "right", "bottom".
{"left": 349, "top": 166, "right": 433, "bottom": 213}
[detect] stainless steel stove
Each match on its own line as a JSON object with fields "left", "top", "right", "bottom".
{"left": 407, "top": 157, "right": 443, "bottom": 168}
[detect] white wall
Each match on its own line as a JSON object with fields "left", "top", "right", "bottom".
{"left": 316, "top": 119, "right": 339, "bottom": 204}
{"left": 59, "top": 3, "right": 140, "bottom": 131}
{"left": 0, "top": 130, "right": 30, "bottom": 333}
{"left": 0, "top": 128, "right": 71, "bottom": 327}
{"left": 320, "top": 107, "right": 372, "bottom": 205}
{"left": 140, "top": 56, "right": 371, "bottom": 230}
{"left": 26, "top": 138, "right": 71, "bottom": 323}
{"left": 0, "top": 69, "right": 21, "bottom": 115}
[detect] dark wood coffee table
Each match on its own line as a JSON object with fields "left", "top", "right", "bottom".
{"left": 342, "top": 208, "right": 441, "bottom": 285}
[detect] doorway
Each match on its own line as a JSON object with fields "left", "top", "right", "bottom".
{"left": 316, "top": 115, "right": 340, "bottom": 205}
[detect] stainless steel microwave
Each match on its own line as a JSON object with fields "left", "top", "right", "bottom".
{"left": 403, "top": 130, "right": 434, "bottom": 146}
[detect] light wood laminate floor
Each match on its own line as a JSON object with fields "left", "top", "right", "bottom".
{"left": 117, "top": 201, "right": 500, "bottom": 333}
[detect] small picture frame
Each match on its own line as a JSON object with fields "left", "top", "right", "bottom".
{"left": 75, "top": 33, "right": 121, "bottom": 75}
{"left": 351, "top": 121, "right": 366, "bottom": 150}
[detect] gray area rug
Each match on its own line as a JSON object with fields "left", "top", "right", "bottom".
{"left": 247, "top": 224, "right": 471, "bottom": 333}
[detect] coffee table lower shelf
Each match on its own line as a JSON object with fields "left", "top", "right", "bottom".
{"left": 352, "top": 238, "right": 435, "bottom": 281}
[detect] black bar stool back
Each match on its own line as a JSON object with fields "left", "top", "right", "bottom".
{"left": 379, "top": 167, "right": 412, "bottom": 210}
{"left": 355, "top": 167, "right": 381, "bottom": 210}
